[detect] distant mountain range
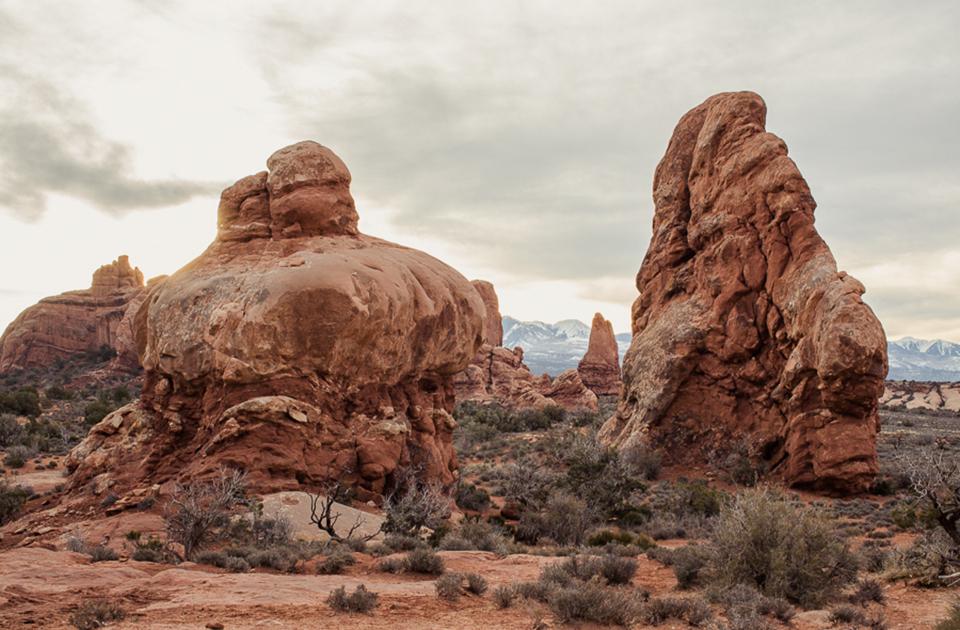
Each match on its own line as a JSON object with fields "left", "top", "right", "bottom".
{"left": 501, "top": 316, "right": 630, "bottom": 376}
{"left": 887, "top": 337, "right": 960, "bottom": 381}
{"left": 501, "top": 317, "right": 960, "bottom": 382}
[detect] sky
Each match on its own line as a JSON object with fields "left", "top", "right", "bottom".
{"left": 0, "top": 1, "right": 958, "bottom": 342}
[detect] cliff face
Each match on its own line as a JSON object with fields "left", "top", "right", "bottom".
{"left": 600, "top": 92, "right": 887, "bottom": 494}
{"left": 0, "top": 256, "right": 146, "bottom": 373}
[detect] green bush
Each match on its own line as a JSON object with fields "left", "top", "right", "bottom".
{"left": 88, "top": 546, "right": 120, "bottom": 562}
{"left": 0, "top": 388, "right": 41, "bottom": 418}
{"left": 0, "top": 413, "right": 22, "bottom": 447}
{"left": 2, "top": 445, "right": 31, "bottom": 468}
{"left": 46, "top": 385, "right": 74, "bottom": 400}
{"left": 69, "top": 599, "right": 126, "bottom": 630}
{"left": 464, "top": 571, "right": 488, "bottom": 595}
{"left": 0, "top": 480, "right": 28, "bottom": 525}
{"left": 83, "top": 401, "right": 115, "bottom": 427}
{"left": 548, "top": 576, "right": 645, "bottom": 625}
{"left": 706, "top": 488, "right": 859, "bottom": 609}
{"left": 455, "top": 482, "right": 491, "bottom": 512}
{"left": 326, "top": 584, "right": 379, "bottom": 614}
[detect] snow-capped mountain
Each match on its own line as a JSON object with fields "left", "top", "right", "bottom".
{"left": 499, "top": 323, "right": 960, "bottom": 383}
{"left": 500, "top": 316, "right": 629, "bottom": 376}
{"left": 887, "top": 337, "right": 960, "bottom": 381}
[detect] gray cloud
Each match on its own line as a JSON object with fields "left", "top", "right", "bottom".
{"left": 249, "top": 1, "right": 960, "bottom": 293}
{"left": 0, "top": 16, "right": 222, "bottom": 222}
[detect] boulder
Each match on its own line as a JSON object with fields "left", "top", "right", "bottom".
{"left": 600, "top": 92, "right": 887, "bottom": 494}
{"left": 577, "top": 312, "right": 622, "bottom": 395}
{"left": 454, "top": 282, "right": 598, "bottom": 412}
{"left": 0, "top": 256, "right": 146, "bottom": 373}
{"left": 67, "top": 141, "right": 486, "bottom": 500}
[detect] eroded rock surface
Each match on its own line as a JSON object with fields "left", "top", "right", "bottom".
{"left": 0, "top": 256, "right": 146, "bottom": 373}
{"left": 600, "top": 92, "right": 887, "bottom": 494}
{"left": 67, "top": 142, "right": 486, "bottom": 500}
{"left": 454, "top": 281, "right": 598, "bottom": 412}
{"left": 577, "top": 313, "right": 622, "bottom": 395}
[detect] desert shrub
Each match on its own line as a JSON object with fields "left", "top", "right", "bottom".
{"left": 247, "top": 547, "right": 298, "bottom": 572}
{"left": 0, "top": 387, "right": 41, "bottom": 418}
{"left": 100, "top": 492, "right": 119, "bottom": 508}
{"left": 464, "top": 571, "right": 488, "bottom": 595}
{"left": 377, "top": 555, "right": 407, "bottom": 573}
{"left": 69, "top": 599, "right": 126, "bottom": 630}
{"left": 671, "top": 543, "right": 710, "bottom": 589}
{"left": 539, "top": 491, "right": 596, "bottom": 546}
{"left": 492, "top": 584, "right": 515, "bottom": 609}
{"left": 900, "top": 450, "right": 960, "bottom": 581}
{"left": 342, "top": 537, "right": 368, "bottom": 554}
{"left": 495, "top": 456, "right": 560, "bottom": 510}
{"left": 326, "top": 584, "right": 379, "bottom": 614}
{"left": 548, "top": 576, "right": 644, "bottom": 625}
{"left": 586, "top": 529, "right": 634, "bottom": 547}
{"left": 137, "top": 496, "right": 156, "bottom": 511}
{"left": 382, "top": 534, "right": 425, "bottom": 552}
{"left": 435, "top": 571, "right": 464, "bottom": 600}
{"left": 887, "top": 529, "right": 957, "bottom": 583}
{"left": 234, "top": 504, "right": 294, "bottom": 547}
{"left": 671, "top": 481, "right": 728, "bottom": 517}
{"left": 46, "top": 385, "right": 74, "bottom": 400}
{"left": 317, "top": 550, "right": 357, "bottom": 575}
{"left": 621, "top": 441, "right": 662, "bottom": 481}
{"left": 0, "top": 413, "right": 22, "bottom": 447}
{"left": 382, "top": 482, "right": 451, "bottom": 538}
{"left": 195, "top": 550, "right": 230, "bottom": 568}
{"left": 162, "top": 467, "right": 248, "bottom": 560}
{"left": 88, "top": 545, "right": 119, "bottom": 562}
{"left": 718, "top": 610, "right": 777, "bottom": 630}
{"left": 639, "top": 597, "right": 711, "bottom": 626}
{"left": 706, "top": 488, "right": 859, "bottom": 609}
{"left": 406, "top": 547, "right": 445, "bottom": 575}
{"left": 439, "top": 518, "right": 509, "bottom": 556}
{"left": 455, "top": 481, "right": 491, "bottom": 512}
{"left": 131, "top": 547, "right": 164, "bottom": 563}
{"left": 82, "top": 401, "right": 115, "bottom": 427}
{"left": 556, "top": 553, "right": 638, "bottom": 585}
{"left": 0, "top": 479, "right": 28, "bottom": 525}
{"left": 850, "top": 577, "right": 886, "bottom": 606}
{"left": 936, "top": 598, "right": 960, "bottom": 630}
{"left": 554, "top": 432, "right": 647, "bottom": 517}
{"left": 3, "top": 444, "right": 33, "bottom": 468}
{"left": 830, "top": 603, "right": 867, "bottom": 625}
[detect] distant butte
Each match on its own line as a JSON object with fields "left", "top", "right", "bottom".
{"left": 0, "top": 256, "right": 147, "bottom": 373}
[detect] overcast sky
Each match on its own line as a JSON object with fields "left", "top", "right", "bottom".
{"left": 1, "top": 1, "right": 958, "bottom": 343}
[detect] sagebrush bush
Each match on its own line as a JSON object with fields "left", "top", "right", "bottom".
{"left": 69, "top": 599, "right": 126, "bottom": 630}
{"left": 317, "top": 550, "right": 357, "bottom": 575}
{"left": 88, "top": 545, "right": 119, "bottom": 562}
{"left": 0, "top": 413, "right": 22, "bottom": 447}
{"left": 492, "top": 584, "right": 515, "bottom": 609}
{"left": 455, "top": 482, "right": 491, "bottom": 512}
{"left": 464, "top": 571, "right": 488, "bottom": 595}
{"left": 435, "top": 571, "right": 464, "bottom": 600}
{"left": 326, "top": 584, "right": 379, "bottom": 614}
{"left": 406, "top": 547, "right": 445, "bottom": 575}
{"left": 377, "top": 556, "right": 407, "bottom": 573}
{"left": 439, "top": 519, "right": 508, "bottom": 556}
{"left": 706, "top": 488, "right": 859, "bottom": 609}
{"left": 547, "top": 576, "right": 644, "bottom": 625}
{"left": 0, "top": 479, "right": 28, "bottom": 525}
{"left": 850, "top": 577, "right": 886, "bottom": 605}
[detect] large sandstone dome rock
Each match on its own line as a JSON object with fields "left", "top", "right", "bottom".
{"left": 69, "top": 141, "right": 486, "bottom": 499}
{"left": 599, "top": 92, "right": 887, "bottom": 494}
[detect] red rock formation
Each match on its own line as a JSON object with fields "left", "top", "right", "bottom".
{"left": 600, "top": 92, "right": 887, "bottom": 494}
{"left": 454, "top": 281, "right": 598, "bottom": 412}
{"left": 0, "top": 256, "right": 146, "bottom": 373}
{"left": 67, "top": 142, "right": 486, "bottom": 500}
{"left": 577, "top": 313, "right": 622, "bottom": 395}
{"left": 472, "top": 280, "right": 503, "bottom": 347}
